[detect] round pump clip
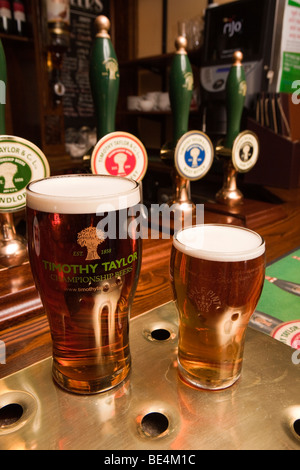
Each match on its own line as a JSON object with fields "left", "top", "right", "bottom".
{"left": 0, "top": 135, "right": 50, "bottom": 213}
{"left": 174, "top": 130, "right": 214, "bottom": 181}
{"left": 91, "top": 131, "right": 148, "bottom": 182}
{"left": 231, "top": 131, "right": 259, "bottom": 173}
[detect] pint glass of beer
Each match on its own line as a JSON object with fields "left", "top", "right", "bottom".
{"left": 170, "top": 224, "right": 265, "bottom": 390}
{"left": 26, "top": 175, "right": 141, "bottom": 394}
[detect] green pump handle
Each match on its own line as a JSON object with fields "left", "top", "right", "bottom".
{"left": 225, "top": 51, "right": 247, "bottom": 149}
{"left": 90, "top": 16, "right": 120, "bottom": 141}
{"left": 0, "top": 40, "right": 7, "bottom": 135}
{"left": 169, "top": 36, "right": 194, "bottom": 147}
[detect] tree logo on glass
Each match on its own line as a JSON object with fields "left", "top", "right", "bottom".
{"left": 77, "top": 227, "right": 105, "bottom": 261}
{"left": 188, "top": 286, "right": 221, "bottom": 313}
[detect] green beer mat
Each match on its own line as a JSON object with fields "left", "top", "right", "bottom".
{"left": 257, "top": 248, "right": 300, "bottom": 323}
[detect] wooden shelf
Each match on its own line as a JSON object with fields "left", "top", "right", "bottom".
{"left": 119, "top": 49, "right": 201, "bottom": 73}
{"left": 0, "top": 32, "right": 32, "bottom": 42}
{"left": 117, "top": 110, "right": 199, "bottom": 116}
{"left": 120, "top": 52, "right": 174, "bottom": 73}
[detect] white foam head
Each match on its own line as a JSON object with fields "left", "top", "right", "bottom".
{"left": 26, "top": 175, "right": 141, "bottom": 214}
{"left": 174, "top": 224, "right": 265, "bottom": 262}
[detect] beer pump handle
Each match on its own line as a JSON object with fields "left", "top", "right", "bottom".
{"left": 90, "top": 16, "right": 120, "bottom": 141}
{"left": 225, "top": 51, "right": 247, "bottom": 149}
{"left": 0, "top": 39, "right": 7, "bottom": 135}
{"left": 169, "top": 36, "right": 194, "bottom": 147}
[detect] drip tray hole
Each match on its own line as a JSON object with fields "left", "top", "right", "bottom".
{"left": 143, "top": 323, "right": 177, "bottom": 343}
{"left": 293, "top": 419, "right": 300, "bottom": 437}
{"left": 151, "top": 329, "right": 171, "bottom": 341}
{"left": 141, "top": 412, "right": 170, "bottom": 438}
{"left": 0, "top": 404, "right": 24, "bottom": 428}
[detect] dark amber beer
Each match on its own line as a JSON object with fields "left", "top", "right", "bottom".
{"left": 170, "top": 224, "right": 265, "bottom": 390}
{"left": 26, "top": 175, "right": 141, "bottom": 394}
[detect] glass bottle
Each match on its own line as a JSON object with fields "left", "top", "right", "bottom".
{"left": 46, "top": 0, "right": 70, "bottom": 53}
{"left": 45, "top": 0, "right": 70, "bottom": 104}
{"left": 0, "top": 0, "right": 13, "bottom": 34}
{"left": 11, "top": 0, "right": 27, "bottom": 36}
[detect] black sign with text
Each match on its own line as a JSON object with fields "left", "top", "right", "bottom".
{"left": 62, "top": 0, "right": 110, "bottom": 132}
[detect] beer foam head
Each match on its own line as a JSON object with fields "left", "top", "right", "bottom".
{"left": 26, "top": 175, "right": 141, "bottom": 214}
{"left": 174, "top": 224, "right": 265, "bottom": 262}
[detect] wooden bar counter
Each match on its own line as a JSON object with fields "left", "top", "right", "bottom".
{"left": 0, "top": 185, "right": 300, "bottom": 380}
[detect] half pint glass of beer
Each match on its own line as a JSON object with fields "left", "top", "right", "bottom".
{"left": 26, "top": 175, "right": 141, "bottom": 394}
{"left": 170, "top": 224, "right": 265, "bottom": 390}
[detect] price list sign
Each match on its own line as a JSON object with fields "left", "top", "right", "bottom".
{"left": 62, "top": 1, "right": 110, "bottom": 131}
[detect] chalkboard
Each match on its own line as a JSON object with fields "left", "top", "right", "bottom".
{"left": 62, "top": 0, "right": 110, "bottom": 152}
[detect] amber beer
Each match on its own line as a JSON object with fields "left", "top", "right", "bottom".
{"left": 26, "top": 175, "right": 141, "bottom": 394}
{"left": 170, "top": 224, "right": 265, "bottom": 390}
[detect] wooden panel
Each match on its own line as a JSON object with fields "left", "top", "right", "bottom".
{"left": 204, "top": 199, "right": 287, "bottom": 231}
{"left": 0, "top": 263, "right": 43, "bottom": 328}
{"left": 111, "top": 0, "right": 138, "bottom": 62}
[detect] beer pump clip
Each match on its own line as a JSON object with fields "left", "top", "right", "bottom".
{"left": 161, "top": 35, "right": 214, "bottom": 217}
{"left": 215, "top": 51, "right": 259, "bottom": 206}
{"left": 0, "top": 40, "right": 50, "bottom": 270}
{"left": 89, "top": 16, "right": 148, "bottom": 184}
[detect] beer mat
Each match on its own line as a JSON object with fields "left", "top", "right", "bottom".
{"left": 250, "top": 247, "right": 300, "bottom": 341}
{"left": 0, "top": 302, "right": 299, "bottom": 450}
